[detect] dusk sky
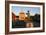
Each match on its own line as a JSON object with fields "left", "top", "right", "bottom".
{"left": 12, "top": 6, "right": 40, "bottom": 16}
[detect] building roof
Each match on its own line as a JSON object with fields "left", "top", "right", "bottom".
{"left": 19, "top": 12, "right": 25, "bottom": 14}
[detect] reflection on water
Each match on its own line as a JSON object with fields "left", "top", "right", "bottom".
{"left": 12, "top": 20, "right": 40, "bottom": 28}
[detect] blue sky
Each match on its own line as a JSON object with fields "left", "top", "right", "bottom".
{"left": 12, "top": 6, "right": 40, "bottom": 16}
